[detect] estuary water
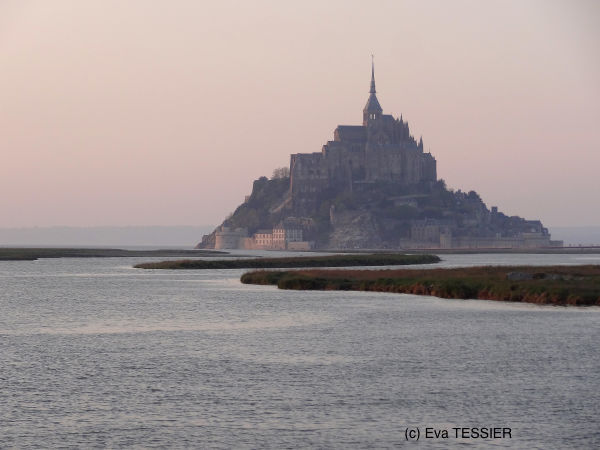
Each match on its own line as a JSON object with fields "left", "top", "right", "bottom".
{"left": 1, "top": 253, "right": 599, "bottom": 449}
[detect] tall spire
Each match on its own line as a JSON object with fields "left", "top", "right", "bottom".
{"left": 363, "top": 55, "right": 383, "bottom": 125}
{"left": 370, "top": 54, "right": 376, "bottom": 94}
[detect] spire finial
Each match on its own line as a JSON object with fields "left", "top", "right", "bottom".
{"left": 370, "top": 54, "right": 376, "bottom": 94}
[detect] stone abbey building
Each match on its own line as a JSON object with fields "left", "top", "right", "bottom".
{"left": 290, "top": 62, "right": 436, "bottom": 210}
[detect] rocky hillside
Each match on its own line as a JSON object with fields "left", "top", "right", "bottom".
{"left": 197, "top": 173, "right": 552, "bottom": 250}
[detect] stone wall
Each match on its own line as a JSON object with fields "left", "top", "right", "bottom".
{"left": 214, "top": 227, "right": 247, "bottom": 249}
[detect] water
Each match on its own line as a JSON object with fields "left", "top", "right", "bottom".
{"left": 1, "top": 253, "right": 599, "bottom": 448}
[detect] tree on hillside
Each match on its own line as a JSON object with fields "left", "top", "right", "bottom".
{"left": 271, "top": 167, "right": 290, "bottom": 179}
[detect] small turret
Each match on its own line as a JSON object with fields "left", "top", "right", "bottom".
{"left": 418, "top": 136, "right": 424, "bottom": 151}
{"left": 363, "top": 56, "right": 383, "bottom": 126}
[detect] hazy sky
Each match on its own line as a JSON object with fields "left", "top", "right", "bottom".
{"left": 2, "top": 0, "right": 599, "bottom": 227}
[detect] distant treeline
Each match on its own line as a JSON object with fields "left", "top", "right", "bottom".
{"left": 134, "top": 253, "right": 441, "bottom": 269}
{"left": 241, "top": 265, "right": 600, "bottom": 306}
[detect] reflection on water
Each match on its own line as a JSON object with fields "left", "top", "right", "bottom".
{"left": 1, "top": 253, "right": 599, "bottom": 448}
{"left": 19, "top": 313, "right": 332, "bottom": 336}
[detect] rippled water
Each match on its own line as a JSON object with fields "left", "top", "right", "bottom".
{"left": 1, "top": 253, "right": 599, "bottom": 448}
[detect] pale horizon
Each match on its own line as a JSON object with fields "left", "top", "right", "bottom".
{"left": 2, "top": 0, "right": 599, "bottom": 228}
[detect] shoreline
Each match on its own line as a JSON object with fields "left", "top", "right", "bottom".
{"left": 305, "top": 247, "right": 600, "bottom": 255}
{"left": 0, "top": 247, "right": 228, "bottom": 261}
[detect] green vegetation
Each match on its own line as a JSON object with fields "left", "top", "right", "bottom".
{"left": 0, "top": 248, "right": 225, "bottom": 261}
{"left": 134, "top": 253, "right": 440, "bottom": 269}
{"left": 240, "top": 265, "right": 600, "bottom": 306}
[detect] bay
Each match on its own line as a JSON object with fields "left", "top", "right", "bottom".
{"left": 1, "top": 253, "right": 599, "bottom": 448}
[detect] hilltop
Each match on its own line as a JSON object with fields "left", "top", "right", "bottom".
{"left": 197, "top": 174, "right": 558, "bottom": 250}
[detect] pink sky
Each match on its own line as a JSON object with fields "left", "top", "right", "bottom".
{"left": 1, "top": 0, "right": 599, "bottom": 227}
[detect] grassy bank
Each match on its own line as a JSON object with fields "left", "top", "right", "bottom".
{"left": 240, "top": 265, "right": 600, "bottom": 306}
{"left": 134, "top": 253, "right": 441, "bottom": 269}
{"left": 0, "top": 248, "right": 226, "bottom": 261}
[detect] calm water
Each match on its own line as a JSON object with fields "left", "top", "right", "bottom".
{"left": 1, "top": 253, "right": 599, "bottom": 449}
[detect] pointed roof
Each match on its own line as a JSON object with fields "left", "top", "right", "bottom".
{"left": 370, "top": 57, "right": 376, "bottom": 94}
{"left": 364, "top": 56, "right": 382, "bottom": 114}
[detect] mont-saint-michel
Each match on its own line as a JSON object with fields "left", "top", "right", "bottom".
{"left": 4, "top": 2, "right": 599, "bottom": 448}
{"left": 198, "top": 63, "right": 562, "bottom": 251}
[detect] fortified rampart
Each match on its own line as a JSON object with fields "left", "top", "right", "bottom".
{"left": 214, "top": 227, "right": 247, "bottom": 249}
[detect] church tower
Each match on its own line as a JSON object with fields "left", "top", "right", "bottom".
{"left": 363, "top": 58, "right": 383, "bottom": 126}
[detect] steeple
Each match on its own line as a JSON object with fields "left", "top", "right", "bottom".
{"left": 370, "top": 56, "right": 376, "bottom": 94}
{"left": 363, "top": 55, "right": 383, "bottom": 126}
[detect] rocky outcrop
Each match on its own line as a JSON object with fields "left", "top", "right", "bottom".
{"left": 329, "top": 210, "right": 383, "bottom": 249}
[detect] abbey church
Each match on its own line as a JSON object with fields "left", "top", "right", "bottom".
{"left": 198, "top": 63, "right": 560, "bottom": 250}
{"left": 290, "top": 62, "right": 436, "bottom": 207}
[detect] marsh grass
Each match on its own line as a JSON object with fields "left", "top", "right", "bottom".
{"left": 134, "top": 253, "right": 440, "bottom": 270}
{"left": 241, "top": 265, "right": 600, "bottom": 306}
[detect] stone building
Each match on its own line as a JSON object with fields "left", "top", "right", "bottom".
{"left": 272, "top": 225, "right": 303, "bottom": 250}
{"left": 253, "top": 224, "right": 304, "bottom": 250}
{"left": 289, "top": 61, "right": 436, "bottom": 209}
{"left": 214, "top": 224, "right": 308, "bottom": 250}
{"left": 249, "top": 225, "right": 306, "bottom": 250}
{"left": 254, "top": 230, "right": 273, "bottom": 248}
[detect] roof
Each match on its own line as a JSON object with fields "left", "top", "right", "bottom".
{"left": 364, "top": 93, "right": 382, "bottom": 113}
{"left": 334, "top": 125, "right": 367, "bottom": 142}
{"left": 364, "top": 58, "right": 383, "bottom": 113}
